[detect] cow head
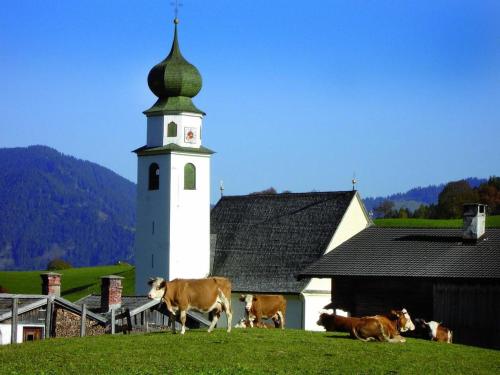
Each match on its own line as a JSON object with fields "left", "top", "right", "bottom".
{"left": 239, "top": 294, "right": 255, "bottom": 312}
{"left": 389, "top": 308, "right": 415, "bottom": 332}
{"left": 316, "top": 309, "right": 334, "bottom": 327}
{"left": 147, "top": 277, "right": 167, "bottom": 300}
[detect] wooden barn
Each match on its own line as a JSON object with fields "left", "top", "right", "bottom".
{"left": 299, "top": 205, "right": 500, "bottom": 348}
{"left": 210, "top": 191, "right": 371, "bottom": 330}
{"left": 0, "top": 272, "right": 107, "bottom": 344}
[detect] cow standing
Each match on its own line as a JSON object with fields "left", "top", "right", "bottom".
{"left": 147, "top": 277, "right": 233, "bottom": 335}
{"left": 239, "top": 294, "right": 287, "bottom": 329}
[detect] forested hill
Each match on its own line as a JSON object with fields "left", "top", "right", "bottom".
{"left": 363, "top": 177, "right": 486, "bottom": 213}
{"left": 0, "top": 145, "right": 136, "bottom": 270}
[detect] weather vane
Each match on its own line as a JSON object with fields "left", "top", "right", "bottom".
{"left": 171, "top": 0, "right": 183, "bottom": 21}
{"left": 352, "top": 172, "right": 357, "bottom": 191}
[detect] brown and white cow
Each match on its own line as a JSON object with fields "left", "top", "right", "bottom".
{"left": 421, "top": 320, "right": 453, "bottom": 343}
{"left": 239, "top": 294, "right": 287, "bottom": 329}
{"left": 147, "top": 276, "right": 233, "bottom": 335}
{"left": 317, "top": 308, "right": 415, "bottom": 343}
{"left": 234, "top": 318, "right": 276, "bottom": 329}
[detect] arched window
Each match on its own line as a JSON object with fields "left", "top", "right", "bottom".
{"left": 184, "top": 163, "right": 196, "bottom": 190}
{"left": 167, "top": 122, "right": 177, "bottom": 137}
{"left": 149, "top": 163, "right": 160, "bottom": 190}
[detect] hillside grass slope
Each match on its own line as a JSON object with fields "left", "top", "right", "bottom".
{"left": 0, "top": 330, "right": 499, "bottom": 374}
{"left": 0, "top": 264, "right": 135, "bottom": 301}
{"left": 374, "top": 215, "right": 500, "bottom": 228}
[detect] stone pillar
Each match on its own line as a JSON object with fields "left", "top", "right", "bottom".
{"left": 40, "top": 272, "right": 62, "bottom": 297}
{"left": 101, "top": 275, "right": 124, "bottom": 312}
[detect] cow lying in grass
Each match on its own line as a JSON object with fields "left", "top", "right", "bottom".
{"left": 234, "top": 318, "right": 276, "bottom": 329}
{"left": 413, "top": 318, "right": 453, "bottom": 343}
{"left": 317, "top": 309, "right": 415, "bottom": 343}
{"left": 147, "top": 276, "right": 233, "bottom": 335}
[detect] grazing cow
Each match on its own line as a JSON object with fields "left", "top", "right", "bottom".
{"left": 147, "top": 277, "right": 233, "bottom": 335}
{"left": 234, "top": 318, "right": 275, "bottom": 329}
{"left": 317, "top": 308, "right": 415, "bottom": 343}
{"left": 413, "top": 319, "right": 452, "bottom": 343}
{"left": 239, "top": 294, "right": 287, "bottom": 329}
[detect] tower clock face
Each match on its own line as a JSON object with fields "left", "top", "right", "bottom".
{"left": 184, "top": 127, "right": 197, "bottom": 144}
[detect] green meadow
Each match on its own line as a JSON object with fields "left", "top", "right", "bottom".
{"left": 0, "top": 329, "right": 499, "bottom": 374}
{"left": 374, "top": 215, "right": 500, "bottom": 228}
{"left": 0, "top": 264, "right": 135, "bottom": 301}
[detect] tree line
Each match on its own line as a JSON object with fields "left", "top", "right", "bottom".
{"left": 375, "top": 177, "right": 500, "bottom": 219}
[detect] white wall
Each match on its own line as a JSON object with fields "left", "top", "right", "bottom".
{"left": 135, "top": 152, "right": 211, "bottom": 294}
{"left": 135, "top": 154, "right": 172, "bottom": 294}
{"left": 0, "top": 324, "right": 45, "bottom": 345}
{"left": 147, "top": 113, "right": 203, "bottom": 148}
{"left": 302, "top": 193, "right": 371, "bottom": 327}
{"left": 168, "top": 152, "right": 211, "bottom": 281}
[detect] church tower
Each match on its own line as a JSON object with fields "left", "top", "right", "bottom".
{"left": 134, "top": 18, "right": 213, "bottom": 294}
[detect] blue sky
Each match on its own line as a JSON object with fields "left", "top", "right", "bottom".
{"left": 1, "top": 0, "right": 499, "bottom": 203}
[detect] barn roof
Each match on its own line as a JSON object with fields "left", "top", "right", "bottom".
{"left": 0, "top": 294, "right": 107, "bottom": 324}
{"left": 210, "top": 191, "right": 357, "bottom": 293}
{"left": 75, "top": 295, "right": 154, "bottom": 314}
{"left": 299, "top": 227, "right": 500, "bottom": 279}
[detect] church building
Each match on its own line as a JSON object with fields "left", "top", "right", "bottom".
{"left": 133, "top": 18, "right": 372, "bottom": 330}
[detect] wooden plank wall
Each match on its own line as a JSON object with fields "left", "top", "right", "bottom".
{"left": 434, "top": 281, "right": 500, "bottom": 349}
{"left": 332, "top": 277, "right": 433, "bottom": 318}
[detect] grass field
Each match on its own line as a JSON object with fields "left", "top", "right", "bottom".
{"left": 0, "top": 329, "right": 499, "bottom": 374}
{"left": 374, "top": 215, "right": 500, "bottom": 228}
{"left": 0, "top": 264, "right": 135, "bottom": 301}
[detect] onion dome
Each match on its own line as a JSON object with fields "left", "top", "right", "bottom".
{"left": 144, "top": 18, "right": 204, "bottom": 116}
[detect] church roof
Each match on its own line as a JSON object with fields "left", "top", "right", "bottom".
{"left": 210, "top": 191, "right": 357, "bottom": 293}
{"left": 298, "top": 227, "right": 500, "bottom": 279}
{"left": 144, "top": 18, "right": 204, "bottom": 116}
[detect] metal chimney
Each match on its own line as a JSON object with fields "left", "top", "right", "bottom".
{"left": 463, "top": 203, "right": 487, "bottom": 241}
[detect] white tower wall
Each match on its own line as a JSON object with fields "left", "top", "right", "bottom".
{"left": 135, "top": 121, "right": 211, "bottom": 294}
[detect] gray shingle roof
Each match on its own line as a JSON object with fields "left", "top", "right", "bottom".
{"left": 75, "top": 295, "right": 152, "bottom": 313}
{"left": 210, "top": 191, "right": 356, "bottom": 293}
{"left": 299, "top": 227, "right": 500, "bottom": 279}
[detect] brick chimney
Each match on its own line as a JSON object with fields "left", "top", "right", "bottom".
{"left": 101, "top": 275, "right": 123, "bottom": 312}
{"left": 463, "top": 203, "right": 487, "bottom": 241}
{"left": 40, "top": 272, "right": 61, "bottom": 297}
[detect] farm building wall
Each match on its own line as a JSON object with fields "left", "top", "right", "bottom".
{"left": 331, "top": 277, "right": 433, "bottom": 319}
{"left": 53, "top": 307, "right": 105, "bottom": 337}
{"left": 433, "top": 281, "right": 500, "bottom": 349}
{"left": 0, "top": 324, "right": 45, "bottom": 345}
{"left": 331, "top": 277, "right": 500, "bottom": 349}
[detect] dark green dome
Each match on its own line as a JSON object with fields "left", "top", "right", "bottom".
{"left": 145, "top": 19, "right": 204, "bottom": 116}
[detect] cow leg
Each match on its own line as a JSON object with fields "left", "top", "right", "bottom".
{"left": 179, "top": 310, "right": 187, "bottom": 335}
{"left": 208, "top": 310, "right": 220, "bottom": 333}
{"left": 217, "top": 289, "right": 232, "bottom": 333}
{"left": 277, "top": 311, "right": 285, "bottom": 329}
{"left": 168, "top": 311, "right": 176, "bottom": 334}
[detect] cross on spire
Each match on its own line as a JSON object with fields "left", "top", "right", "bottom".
{"left": 171, "top": 0, "right": 183, "bottom": 21}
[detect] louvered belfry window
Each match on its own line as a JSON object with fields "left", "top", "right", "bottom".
{"left": 167, "top": 122, "right": 177, "bottom": 137}
{"left": 149, "top": 163, "right": 160, "bottom": 190}
{"left": 184, "top": 163, "right": 196, "bottom": 190}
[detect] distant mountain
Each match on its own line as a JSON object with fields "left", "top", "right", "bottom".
{"left": 0, "top": 146, "right": 136, "bottom": 270}
{"left": 363, "top": 177, "right": 487, "bottom": 214}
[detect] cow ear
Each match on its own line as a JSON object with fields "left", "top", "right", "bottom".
{"left": 253, "top": 296, "right": 257, "bottom": 301}
{"left": 159, "top": 280, "right": 167, "bottom": 288}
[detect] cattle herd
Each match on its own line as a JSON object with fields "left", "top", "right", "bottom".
{"left": 146, "top": 276, "right": 452, "bottom": 343}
